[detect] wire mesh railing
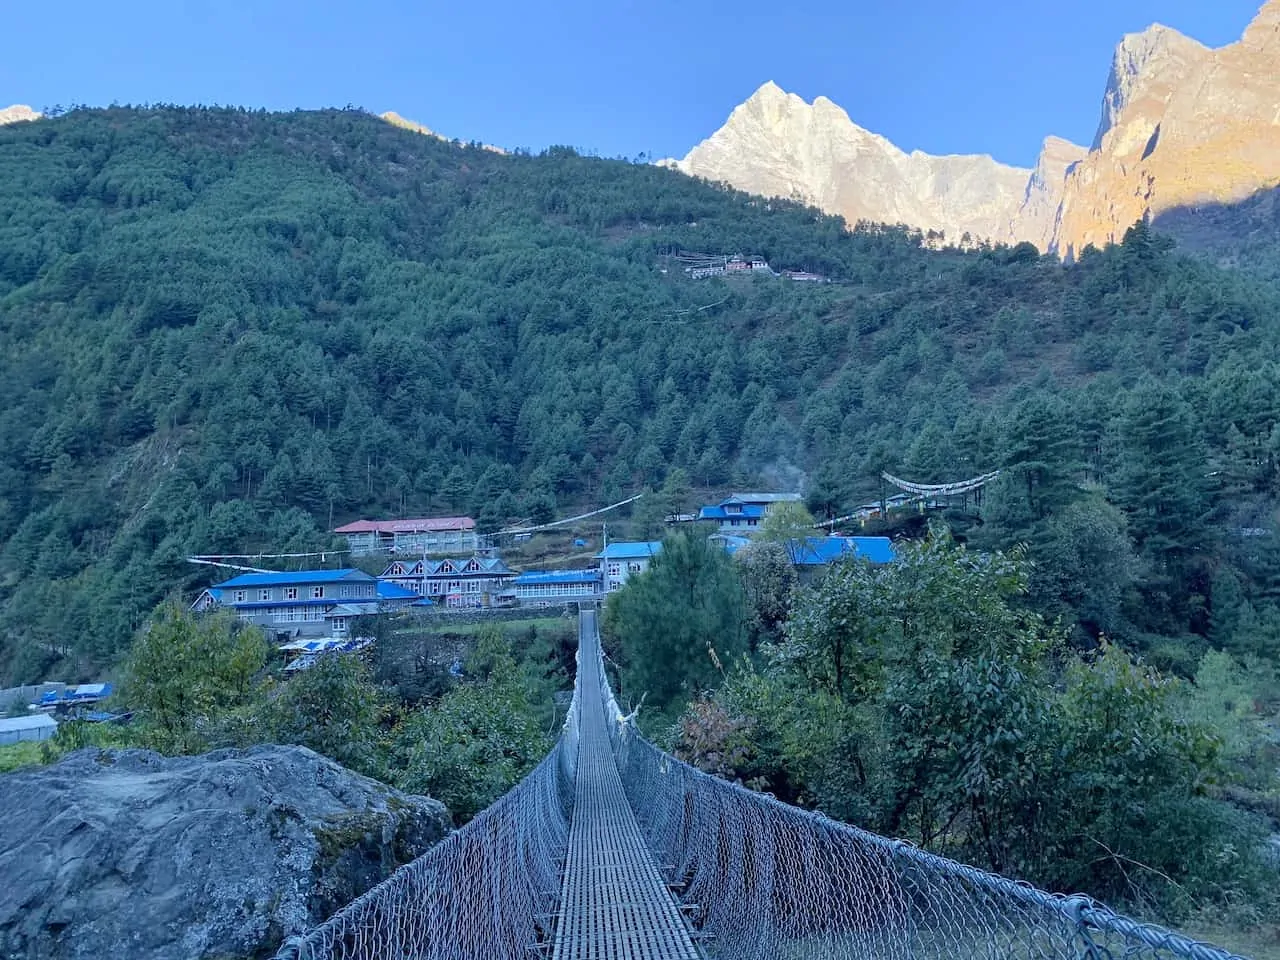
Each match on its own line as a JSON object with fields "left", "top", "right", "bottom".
{"left": 591, "top": 633, "right": 1251, "bottom": 960}
{"left": 274, "top": 671, "right": 579, "bottom": 960}
{"left": 276, "top": 609, "right": 1252, "bottom": 960}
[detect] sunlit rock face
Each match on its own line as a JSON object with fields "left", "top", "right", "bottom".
{"left": 668, "top": 3, "right": 1280, "bottom": 255}
{"left": 0, "top": 105, "right": 40, "bottom": 125}
{"left": 669, "top": 81, "right": 1035, "bottom": 246}
{"left": 1054, "top": 1, "right": 1280, "bottom": 257}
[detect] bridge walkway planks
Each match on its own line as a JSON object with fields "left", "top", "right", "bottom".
{"left": 550, "top": 610, "right": 702, "bottom": 960}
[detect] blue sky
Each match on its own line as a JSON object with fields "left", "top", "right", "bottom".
{"left": 0, "top": 1, "right": 1264, "bottom": 168}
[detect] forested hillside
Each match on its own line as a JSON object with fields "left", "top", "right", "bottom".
{"left": 1, "top": 106, "right": 1280, "bottom": 684}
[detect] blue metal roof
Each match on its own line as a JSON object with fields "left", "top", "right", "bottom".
{"left": 847, "top": 537, "right": 895, "bottom": 564}
{"left": 377, "top": 582, "right": 420, "bottom": 600}
{"left": 595, "top": 542, "right": 663, "bottom": 560}
{"left": 514, "top": 569, "right": 601, "bottom": 585}
{"left": 697, "top": 504, "right": 766, "bottom": 521}
{"left": 213, "top": 568, "right": 374, "bottom": 589}
{"left": 208, "top": 595, "right": 361, "bottom": 610}
{"left": 786, "top": 536, "right": 895, "bottom": 565}
{"left": 714, "top": 536, "right": 895, "bottom": 565}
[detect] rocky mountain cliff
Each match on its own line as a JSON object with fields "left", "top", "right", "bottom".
{"left": 0, "top": 105, "right": 39, "bottom": 125}
{"left": 669, "top": 2, "right": 1280, "bottom": 256}
{"left": 1054, "top": 0, "right": 1280, "bottom": 257}
{"left": 666, "top": 82, "right": 1043, "bottom": 246}
{"left": 0, "top": 745, "right": 449, "bottom": 960}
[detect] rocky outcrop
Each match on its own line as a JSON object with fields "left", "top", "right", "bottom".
{"left": 0, "top": 745, "right": 449, "bottom": 960}
{"left": 1018, "top": 136, "right": 1090, "bottom": 252}
{"left": 381, "top": 110, "right": 441, "bottom": 139}
{"left": 380, "top": 110, "right": 506, "bottom": 154}
{"left": 1053, "top": 1, "right": 1280, "bottom": 257}
{"left": 667, "top": 3, "right": 1280, "bottom": 255}
{"left": 668, "top": 82, "right": 1033, "bottom": 245}
{"left": 0, "top": 105, "right": 39, "bottom": 126}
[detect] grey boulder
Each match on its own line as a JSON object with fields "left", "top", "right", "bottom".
{"left": 0, "top": 744, "right": 449, "bottom": 960}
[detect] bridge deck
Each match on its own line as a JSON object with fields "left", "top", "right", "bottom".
{"left": 550, "top": 612, "right": 701, "bottom": 960}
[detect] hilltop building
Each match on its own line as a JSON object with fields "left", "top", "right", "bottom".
{"left": 334, "top": 517, "right": 478, "bottom": 556}
{"left": 597, "top": 541, "right": 662, "bottom": 593}
{"left": 192, "top": 568, "right": 421, "bottom": 640}
{"left": 696, "top": 492, "right": 803, "bottom": 536}
{"left": 380, "top": 555, "right": 516, "bottom": 608}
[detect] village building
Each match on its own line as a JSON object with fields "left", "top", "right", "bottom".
{"left": 597, "top": 541, "right": 662, "bottom": 593}
{"left": 696, "top": 492, "right": 804, "bottom": 535}
{"left": 725, "top": 256, "right": 772, "bottom": 274}
{"left": 512, "top": 569, "right": 602, "bottom": 605}
{"left": 0, "top": 714, "right": 57, "bottom": 745}
{"left": 715, "top": 535, "right": 895, "bottom": 576}
{"left": 334, "top": 516, "right": 478, "bottom": 556}
{"left": 37, "top": 683, "right": 112, "bottom": 711}
{"left": 380, "top": 555, "right": 516, "bottom": 608}
{"left": 192, "top": 569, "right": 421, "bottom": 640}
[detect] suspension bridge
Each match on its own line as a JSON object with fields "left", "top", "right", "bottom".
{"left": 276, "top": 609, "right": 1250, "bottom": 960}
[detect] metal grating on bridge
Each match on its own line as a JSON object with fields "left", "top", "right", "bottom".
{"left": 550, "top": 612, "right": 702, "bottom": 960}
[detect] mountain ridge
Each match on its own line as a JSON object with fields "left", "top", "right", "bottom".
{"left": 668, "top": 2, "right": 1280, "bottom": 257}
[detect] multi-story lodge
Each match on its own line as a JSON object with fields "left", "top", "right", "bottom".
{"left": 512, "top": 569, "right": 601, "bottom": 605}
{"left": 696, "top": 492, "right": 804, "bottom": 535}
{"left": 192, "top": 569, "right": 421, "bottom": 640}
{"left": 380, "top": 555, "right": 516, "bottom": 608}
{"left": 597, "top": 541, "right": 662, "bottom": 593}
{"left": 334, "top": 516, "right": 479, "bottom": 556}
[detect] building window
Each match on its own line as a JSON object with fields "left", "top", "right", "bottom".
{"left": 233, "top": 590, "right": 246, "bottom": 603}
{"left": 286, "top": 587, "right": 298, "bottom": 600}
{"left": 627, "top": 562, "right": 642, "bottom": 574}
{"left": 312, "top": 586, "right": 325, "bottom": 599}
{"left": 332, "top": 617, "right": 346, "bottom": 633}
{"left": 259, "top": 589, "right": 271, "bottom": 601}
{"left": 607, "top": 563, "right": 621, "bottom": 578}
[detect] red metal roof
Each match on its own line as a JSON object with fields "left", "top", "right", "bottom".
{"left": 334, "top": 517, "right": 476, "bottom": 534}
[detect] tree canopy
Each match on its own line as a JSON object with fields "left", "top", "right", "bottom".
{"left": 0, "top": 107, "right": 1279, "bottom": 684}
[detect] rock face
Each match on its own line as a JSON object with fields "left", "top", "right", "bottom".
{"left": 669, "top": 81, "right": 1036, "bottom": 245}
{"left": 0, "top": 105, "right": 39, "bottom": 126}
{"left": 380, "top": 110, "right": 506, "bottom": 154}
{"left": 669, "top": 2, "right": 1280, "bottom": 255}
{"left": 1019, "top": 136, "right": 1090, "bottom": 252}
{"left": 1054, "top": 0, "right": 1280, "bottom": 257}
{"left": 0, "top": 745, "right": 449, "bottom": 960}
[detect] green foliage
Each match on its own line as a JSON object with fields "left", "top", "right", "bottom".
{"left": 756, "top": 501, "right": 817, "bottom": 543}
{"left": 390, "top": 628, "right": 550, "bottom": 821}
{"left": 266, "top": 653, "right": 387, "bottom": 775}
{"left": 734, "top": 540, "right": 797, "bottom": 648}
{"left": 1, "top": 107, "right": 1279, "bottom": 679}
{"left": 119, "top": 604, "right": 270, "bottom": 753}
{"left": 603, "top": 532, "right": 746, "bottom": 715}
{"left": 0, "top": 741, "right": 44, "bottom": 772}
{"left": 681, "top": 532, "right": 1277, "bottom": 918}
